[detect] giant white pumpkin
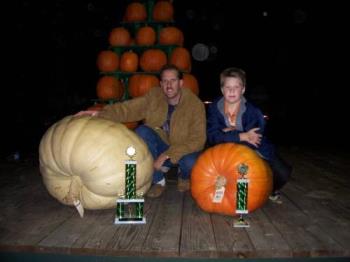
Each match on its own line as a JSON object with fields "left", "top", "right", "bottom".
{"left": 39, "top": 115, "right": 153, "bottom": 216}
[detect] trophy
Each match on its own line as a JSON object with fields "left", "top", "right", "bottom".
{"left": 114, "top": 146, "right": 146, "bottom": 224}
{"left": 233, "top": 163, "right": 250, "bottom": 228}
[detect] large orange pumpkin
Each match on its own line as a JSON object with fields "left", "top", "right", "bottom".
{"left": 139, "top": 49, "right": 167, "bottom": 72}
{"left": 124, "top": 2, "right": 147, "bottom": 22}
{"left": 120, "top": 51, "right": 138, "bottom": 72}
{"left": 128, "top": 74, "right": 159, "bottom": 97}
{"left": 96, "top": 51, "right": 119, "bottom": 72}
{"left": 153, "top": 1, "right": 174, "bottom": 22}
{"left": 159, "top": 26, "right": 184, "bottom": 46}
{"left": 96, "top": 76, "right": 124, "bottom": 100}
{"left": 109, "top": 27, "right": 131, "bottom": 46}
{"left": 169, "top": 47, "right": 191, "bottom": 72}
{"left": 136, "top": 26, "right": 156, "bottom": 46}
{"left": 182, "top": 73, "right": 199, "bottom": 95}
{"left": 191, "top": 143, "right": 272, "bottom": 216}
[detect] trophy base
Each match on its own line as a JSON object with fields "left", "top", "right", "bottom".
{"left": 233, "top": 214, "right": 250, "bottom": 228}
{"left": 114, "top": 217, "right": 146, "bottom": 224}
{"left": 114, "top": 198, "right": 146, "bottom": 225}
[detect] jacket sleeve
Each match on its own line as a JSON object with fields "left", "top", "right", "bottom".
{"left": 98, "top": 95, "right": 149, "bottom": 123}
{"left": 207, "top": 102, "right": 266, "bottom": 146}
{"left": 165, "top": 101, "right": 207, "bottom": 163}
{"left": 207, "top": 103, "right": 241, "bottom": 145}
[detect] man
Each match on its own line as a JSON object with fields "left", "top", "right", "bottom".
{"left": 87, "top": 64, "right": 206, "bottom": 198}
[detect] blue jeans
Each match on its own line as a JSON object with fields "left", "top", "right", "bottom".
{"left": 135, "top": 125, "right": 201, "bottom": 183}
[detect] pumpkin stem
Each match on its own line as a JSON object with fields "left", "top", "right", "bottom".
{"left": 68, "top": 176, "right": 84, "bottom": 218}
{"left": 74, "top": 199, "right": 84, "bottom": 218}
{"left": 216, "top": 175, "right": 227, "bottom": 188}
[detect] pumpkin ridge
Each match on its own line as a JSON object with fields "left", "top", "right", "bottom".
{"left": 67, "top": 116, "right": 94, "bottom": 176}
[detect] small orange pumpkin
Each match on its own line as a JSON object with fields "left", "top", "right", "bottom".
{"left": 136, "top": 26, "right": 156, "bottom": 46}
{"left": 124, "top": 2, "right": 147, "bottom": 22}
{"left": 191, "top": 143, "right": 272, "bottom": 216}
{"left": 139, "top": 49, "right": 167, "bottom": 72}
{"left": 159, "top": 26, "right": 184, "bottom": 46}
{"left": 96, "top": 51, "right": 119, "bottom": 72}
{"left": 109, "top": 27, "right": 131, "bottom": 46}
{"left": 153, "top": 1, "right": 174, "bottom": 22}
{"left": 96, "top": 76, "right": 124, "bottom": 100}
{"left": 169, "top": 47, "right": 191, "bottom": 72}
{"left": 128, "top": 74, "right": 159, "bottom": 97}
{"left": 120, "top": 51, "right": 138, "bottom": 72}
{"left": 182, "top": 73, "right": 199, "bottom": 96}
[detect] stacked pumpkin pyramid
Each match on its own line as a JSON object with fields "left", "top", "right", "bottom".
{"left": 93, "top": 0, "right": 200, "bottom": 109}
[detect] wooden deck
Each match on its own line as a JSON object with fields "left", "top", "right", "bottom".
{"left": 0, "top": 147, "right": 349, "bottom": 259}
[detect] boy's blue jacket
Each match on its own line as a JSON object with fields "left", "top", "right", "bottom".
{"left": 207, "top": 96, "right": 275, "bottom": 160}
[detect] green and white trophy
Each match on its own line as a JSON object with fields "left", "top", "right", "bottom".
{"left": 115, "top": 146, "right": 146, "bottom": 224}
{"left": 233, "top": 163, "right": 250, "bottom": 228}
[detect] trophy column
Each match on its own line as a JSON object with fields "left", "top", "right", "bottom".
{"left": 234, "top": 163, "right": 250, "bottom": 228}
{"left": 115, "top": 146, "right": 146, "bottom": 224}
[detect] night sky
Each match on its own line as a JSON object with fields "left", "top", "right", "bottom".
{"left": 6, "top": 0, "right": 348, "bottom": 158}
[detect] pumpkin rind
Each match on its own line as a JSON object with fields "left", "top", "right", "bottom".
{"left": 191, "top": 143, "right": 272, "bottom": 216}
{"left": 39, "top": 116, "right": 153, "bottom": 210}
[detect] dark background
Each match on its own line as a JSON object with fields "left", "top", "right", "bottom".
{"left": 5, "top": 0, "right": 348, "bottom": 158}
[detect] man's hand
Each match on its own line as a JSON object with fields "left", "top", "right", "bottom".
{"left": 74, "top": 110, "right": 99, "bottom": 117}
{"left": 153, "top": 153, "right": 170, "bottom": 171}
{"left": 239, "top": 127, "right": 262, "bottom": 147}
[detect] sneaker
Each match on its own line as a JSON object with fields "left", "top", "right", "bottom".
{"left": 177, "top": 177, "right": 190, "bottom": 192}
{"left": 146, "top": 184, "right": 166, "bottom": 198}
{"left": 269, "top": 191, "right": 283, "bottom": 204}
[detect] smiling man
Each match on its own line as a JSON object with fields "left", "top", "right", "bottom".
{"left": 96, "top": 64, "right": 206, "bottom": 198}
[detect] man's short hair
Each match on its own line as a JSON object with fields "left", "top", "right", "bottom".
{"left": 160, "top": 64, "right": 183, "bottom": 80}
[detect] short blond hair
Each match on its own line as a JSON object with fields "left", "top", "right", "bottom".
{"left": 220, "top": 67, "right": 246, "bottom": 87}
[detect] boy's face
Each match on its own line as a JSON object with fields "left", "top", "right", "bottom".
{"left": 221, "top": 77, "right": 245, "bottom": 104}
{"left": 160, "top": 69, "right": 183, "bottom": 100}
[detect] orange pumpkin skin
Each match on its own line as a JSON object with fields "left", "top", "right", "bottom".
{"left": 87, "top": 103, "right": 105, "bottom": 111}
{"left": 159, "top": 27, "right": 184, "bottom": 46}
{"left": 136, "top": 26, "right": 156, "bottom": 46}
{"left": 169, "top": 47, "right": 191, "bottom": 72}
{"left": 124, "top": 2, "right": 147, "bottom": 22}
{"left": 123, "top": 121, "right": 139, "bottom": 130}
{"left": 191, "top": 143, "right": 272, "bottom": 216}
{"left": 97, "top": 51, "right": 119, "bottom": 72}
{"left": 182, "top": 73, "right": 199, "bottom": 96}
{"left": 153, "top": 1, "right": 174, "bottom": 22}
{"left": 128, "top": 74, "right": 159, "bottom": 97}
{"left": 139, "top": 49, "right": 167, "bottom": 72}
{"left": 109, "top": 27, "right": 131, "bottom": 46}
{"left": 120, "top": 51, "right": 138, "bottom": 72}
{"left": 96, "top": 76, "right": 124, "bottom": 100}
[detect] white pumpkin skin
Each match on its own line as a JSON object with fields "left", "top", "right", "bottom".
{"left": 39, "top": 115, "right": 153, "bottom": 210}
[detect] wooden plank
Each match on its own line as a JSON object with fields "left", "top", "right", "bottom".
{"left": 211, "top": 213, "right": 254, "bottom": 258}
{"left": 283, "top": 182, "right": 350, "bottom": 254}
{"left": 245, "top": 209, "right": 292, "bottom": 258}
{"left": 142, "top": 185, "right": 184, "bottom": 257}
{"left": 101, "top": 196, "right": 161, "bottom": 257}
{"left": 262, "top": 189, "right": 345, "bottom": 257}
{"left": 0, "top": 165, "right": 76, "bottom": 248}
{"left": 180, "top": 191, "right": 217, "bottom": 258}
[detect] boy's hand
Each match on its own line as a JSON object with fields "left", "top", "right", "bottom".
{"left": 240, "top": 127, "right": 262, "bottom": 147}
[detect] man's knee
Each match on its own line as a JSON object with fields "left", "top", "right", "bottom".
{"left": 135, "top": 125, "right": 153, "bottom": 139}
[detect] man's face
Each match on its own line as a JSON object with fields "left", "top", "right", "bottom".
{"left": 160, "top": 69, "right": 183, "bottom": 100}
